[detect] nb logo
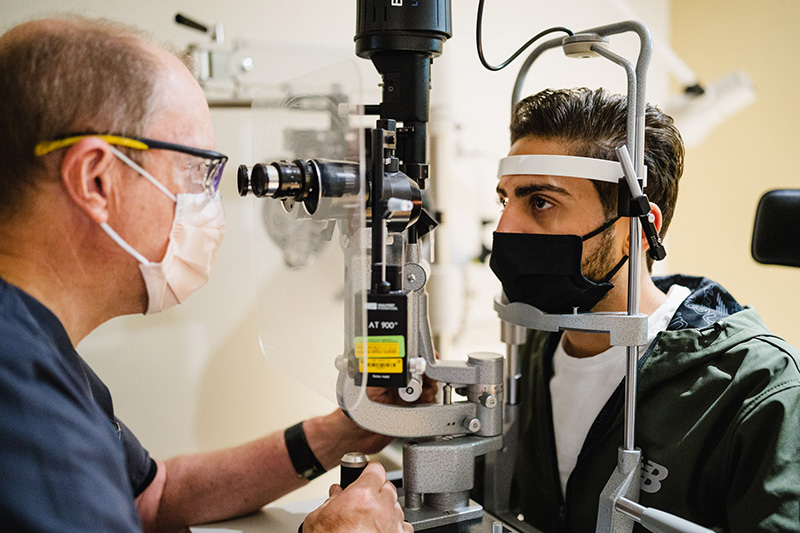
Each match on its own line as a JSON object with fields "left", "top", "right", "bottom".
{"left": 641, "top": 460, "right": 669, "bottom": 494}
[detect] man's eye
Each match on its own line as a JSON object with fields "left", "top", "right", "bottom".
{"left": 497, "top": 196, "right": 508, "bottom": 208}
{"left": 531, "top": 196, "right": 552, "bottom": 210}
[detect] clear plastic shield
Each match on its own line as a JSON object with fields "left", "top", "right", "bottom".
{"left": 250, "top": 61, "right": 368, "bottom": 404}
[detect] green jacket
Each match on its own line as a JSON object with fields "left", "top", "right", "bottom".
{"left": 510, "top": 275, "right": 800, "bottom": 532}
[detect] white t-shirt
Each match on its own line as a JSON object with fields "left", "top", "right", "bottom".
{"left": 549, "top": 284, "right": 691, "bottom": 497}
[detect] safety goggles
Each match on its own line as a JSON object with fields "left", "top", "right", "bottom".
{"left": 35, "top": 134, "right": 228, "bottom": 198}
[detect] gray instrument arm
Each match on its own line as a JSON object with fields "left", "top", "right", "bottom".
{"left": 338, "top": 372, "right": 478, "bottom": 438}
{"left": 338, "top": 350, "right": 503, "bottom": 438}
{"left": 615, "top": 144, "right": 644, "bottom": 199}
{"left": 511, "top": 36, "right": 564, "bottom": 108}
{"left": 615, "top": 498, "right": 715, "bottom": 533}
{"left": 494, "top": 294, "right": 648, "bottom": 347}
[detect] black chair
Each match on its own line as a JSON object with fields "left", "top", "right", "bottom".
{"left": 752, "top": 189, "right": 800, "bottom": 268}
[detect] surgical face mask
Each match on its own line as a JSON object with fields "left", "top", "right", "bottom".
{"left": 101, "top": 147, "right": 226, "bottom": 314}
{"left": 489, "top": 217, "right": 628, "bottom": 314}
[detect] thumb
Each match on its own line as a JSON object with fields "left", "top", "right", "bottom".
{"left": 328, "top": 484, "right": 343, "bottom": 497}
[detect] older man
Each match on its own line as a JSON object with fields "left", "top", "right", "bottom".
{"left": 487, "top": 88, "right": 800, "bottom": 532}
{"left": 0, "top": 17, "right": 409, "bottom": 532}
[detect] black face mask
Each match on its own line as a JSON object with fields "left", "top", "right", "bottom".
{"left": 489, "top": 217, "right": 629, "bottom": 314}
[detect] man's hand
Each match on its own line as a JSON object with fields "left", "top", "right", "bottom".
{"left": 303, "top": 462, "right": 412, "bottom": 533}
{"left": 304, "top": 376, "right": 439, "bottom": 466}
{"left": 367, "top": 375, "right": 439, "bottom": 406}
{"left": 343, "top": 375, "right": 439, "bottom": 454}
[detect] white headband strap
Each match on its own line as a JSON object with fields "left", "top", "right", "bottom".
{"left": 498, "top": 154, "right": 646, "bottom": 186}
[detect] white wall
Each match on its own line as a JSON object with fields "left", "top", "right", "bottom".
{"left": 3, "top": 0, "right": 669, "bottom": 503}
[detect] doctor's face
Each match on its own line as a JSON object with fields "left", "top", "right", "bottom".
{"left": 120, "top": 43, "right": 218, "bottom": 264}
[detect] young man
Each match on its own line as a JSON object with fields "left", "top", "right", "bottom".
{"left": 489, "top": 88, "right": 800, "bottom": 532}
{"left": 0, "top": 17, "right": 411, "bottom": 532}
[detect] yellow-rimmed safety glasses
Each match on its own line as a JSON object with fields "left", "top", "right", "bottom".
{"left": 35, "top": 134, "right": 228, "bottom": 198}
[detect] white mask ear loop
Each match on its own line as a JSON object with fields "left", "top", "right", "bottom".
{"left": 108, "top": 145, "right": 177, "bottom": 203}
{"left": 100, "top": 222, "right": 151, "bottom": 265}
{"left": 101, "top": 145, "right": 179, "bottom": 266}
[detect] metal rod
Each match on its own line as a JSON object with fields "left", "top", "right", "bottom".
{"left": 590, "top": 45, "right": 636, "bottom": 158}
{"left": 371, "top": 126, "right": 387, "bottom": 290}
{"left": 615, "top": 496, "right": 645, "bottom": 522}
{"left": 629, "top": 20, "right": 652, "bottom": 453}
{"left": 511, "top": 36, "right": 564, "bottom": 108}
{"left": 501, "top": 320, "right": 526, "bottom": 405}
{"left": 512, "top": 20, "right": 653, "bottom": 122}
{"left": 630, "top": 22, "right": 652, "bottom": 180}
{"left": 591, "top": 41, "right": 643, "bottom": 452}
{"left": 506, "top": 344, "right": 520, "bottom": 406}
{"left": 615, "top": 145, "right": 644, "bottom": 199}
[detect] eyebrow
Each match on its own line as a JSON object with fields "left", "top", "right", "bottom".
{"left": 496, "top": 182, "right": 573, "bottom": 199}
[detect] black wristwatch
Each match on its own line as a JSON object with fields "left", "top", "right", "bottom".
{"left": 284, "top": 421, "right": 326, "bottom": 481}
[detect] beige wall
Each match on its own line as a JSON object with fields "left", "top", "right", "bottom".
{"left": 670, "top": 0, "right": 800, "bottom": 346}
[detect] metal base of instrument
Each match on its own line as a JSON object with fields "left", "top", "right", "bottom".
{"left": 424, "top": 507, "right": 536, "bottom": 533}
{"left": 401, "top": 496, "right": 484, "bottom": 530}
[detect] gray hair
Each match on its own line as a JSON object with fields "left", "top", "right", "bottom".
{"left": 0, "top": 16, "right": 162, "bottom": 219}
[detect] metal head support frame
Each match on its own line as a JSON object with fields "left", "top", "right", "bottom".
{"left": 492, "top": 20, "right": 713, "bottom": 533}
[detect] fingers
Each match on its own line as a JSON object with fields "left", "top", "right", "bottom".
{"left": 310, "top": 462, "right": 410, "bottom": 533}
{"left": 366, "top": 375, "right": 441, "bottom": 408}
{"left": 380, "top": 478, "right": 397, "bottom": 496}
{"left": 388, "top": 487, "right": 408, "bottom": 533}
{"left": 366, "top": 385, "right": 392, "bottom": 403}
{"left": 349, "top": 464, "right": 401, "bottom": 517}
{"left": 350, "top": 462, "right": 387, "bottom": 492}
{"left": 419, "top": 375, "right": 439, "bottom": 404}
{"left": 393, "top": 499, "right": 411, "bottom": 533}
{"left": 379, "top": 478, "right": 398, "bottom": 502}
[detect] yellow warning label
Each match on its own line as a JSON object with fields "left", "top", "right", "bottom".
{"left": 355, "top": 341, "right": 399, "bottom": 357}
{"left": 358, "top": 357, "right": 404, "bottom": 373}
{"left": 354, "top": 336, "right": 405, "bottom": 374}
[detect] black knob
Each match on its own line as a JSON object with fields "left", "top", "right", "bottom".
{"left": 175, "top": 13, "right": 209, "bottom": 34}
{"left": 340, "top": 452, "right": 368, "bottom": 489}
{"left": 237, "top": 165, "right": 251, "bottom": 197}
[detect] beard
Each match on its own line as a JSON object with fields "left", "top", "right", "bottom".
{"left": 581, "top": 224, "right": 622, "bottom": 285}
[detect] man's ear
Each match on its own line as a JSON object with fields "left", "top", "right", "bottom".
{"left": 641, "top": 202, "right": 663, "bottom": 254}
{"left": 59, "top": 138, "right": 119, "bottom": 225}
{"left": 621, "top": 202, "right": 663, "bottom": 255}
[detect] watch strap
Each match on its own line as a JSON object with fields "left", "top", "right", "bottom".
{"left": 285, "top": 421, "right": 326, "bottom": 481}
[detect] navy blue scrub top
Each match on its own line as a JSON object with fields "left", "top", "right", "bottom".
{"left": 0, "top": 276, "right": 154, "bottom": 531}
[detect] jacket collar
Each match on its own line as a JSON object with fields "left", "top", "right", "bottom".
{"left": 653, "top": 274, "right": 744, "bottom": 331}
